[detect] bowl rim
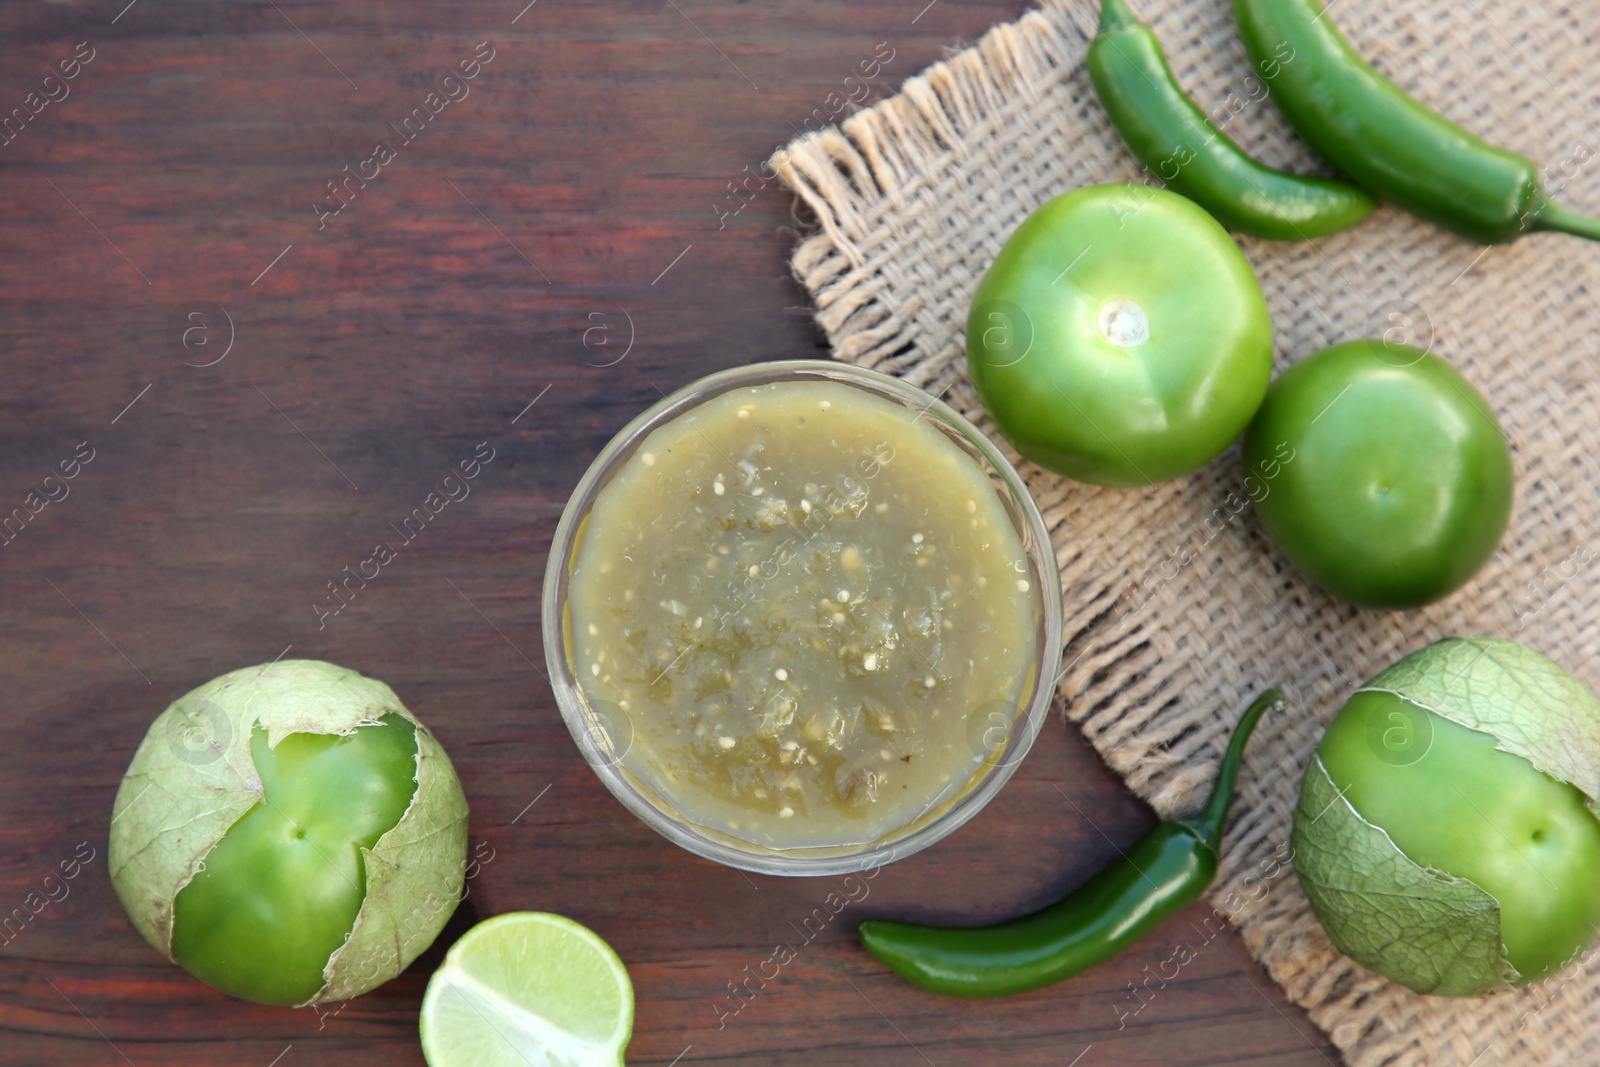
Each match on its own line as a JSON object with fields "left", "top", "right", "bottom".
{"left": 541, "top": 359, "right": 1064, "bottom": 876}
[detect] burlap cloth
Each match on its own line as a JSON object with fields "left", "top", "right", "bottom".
{"left": 770, "top": 0, "right": 1600, "bottom": 1063}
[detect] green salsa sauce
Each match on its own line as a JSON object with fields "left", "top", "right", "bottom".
{"left": 568, "top": 380, "right": 1037, "bottom": 850}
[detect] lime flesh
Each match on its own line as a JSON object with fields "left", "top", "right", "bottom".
{"left": 420, "top": 912, "right": 633, "bottom": 1067}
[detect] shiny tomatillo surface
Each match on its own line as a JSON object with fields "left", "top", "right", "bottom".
{"left": 966, "top": 183, "right": 1273, "bottom": 487}
{"left": 170, "top": 714, "right": 419, "bottom": 1005}
{"left": 1243, "top": 340, "right": 1513, "bottom": 608}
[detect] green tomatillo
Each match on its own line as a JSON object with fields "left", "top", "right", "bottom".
{"left": 109, "top": 661, "right": 470, "bottom": 1006}
{"left": 1294, "top": 638, "right": 1600, "bottom": 995}
{"left": 1243, "top": 340, "right": 1513, "bottom": 609}
{"left": 966, "top": 183, "right": 1273, "bottom": 487}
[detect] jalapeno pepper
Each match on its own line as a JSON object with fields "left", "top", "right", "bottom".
{"left": 1232, "top": 0, "right": 1600, "bottom": 244}
{"left": 1089, "top": 0, "right": 1374, "bottom": 240}
{"left": 857, "top": 688, "right": 1283, "bottom": 997}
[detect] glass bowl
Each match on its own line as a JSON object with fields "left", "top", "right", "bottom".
{"left": 542, "top": 360, "right": 1062, "bottom": 876}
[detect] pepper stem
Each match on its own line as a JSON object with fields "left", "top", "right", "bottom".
{"left": 1177, "top": 688, "right": 1284, "bottom": 853}
{"left": 1097, "top": 0, "right": 1141, "bottom": 36}
{"left": 1530, "top": 201, "right": 1600, "bottom": 243}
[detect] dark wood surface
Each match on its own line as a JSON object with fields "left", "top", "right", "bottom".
{"left": 0, "top": 1, "right": 1339, "bottom": 1063}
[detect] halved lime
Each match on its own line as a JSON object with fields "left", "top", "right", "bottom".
{"left": 419, "top": 912, "right": 634, "bottom": 1067}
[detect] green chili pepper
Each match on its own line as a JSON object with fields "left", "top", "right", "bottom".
{"left": 1088, "top": 0, "right": 1373, "bottom": 240}
{"left": 1233, "top": 0, "right": 1600, "bottom": 244}
{"left": 858, "top": 687, "right": 1283, "bottom": 997}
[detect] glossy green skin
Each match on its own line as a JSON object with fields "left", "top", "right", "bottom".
{"left": 1089, "top": 0, "right": 1374, "bottom": 241}
{"left": 859, "top": 690, "right": 1281, "bottom": 997}
{"left": 967, "top": 184, "right": 1273, "bottom": 487}
{"left": 170, "top": 714, "right": 419, "bottom": 1004}
{"left": 1319, "top": 691, "right": 1600, "bottom": 981}
{"left": 1244, "top": 341, "right": 1512, "bottom": 609}
{"left": 1232, "top": 0, "right": 1600, "bottom": 244}
{"left": 861, "top": 823, "right": 1215, "bottom": 996}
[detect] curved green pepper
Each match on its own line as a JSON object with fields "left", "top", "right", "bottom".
{"left": 858, "top": 688, "right": 1283, "bottom": 997}
{"left": 1232, "top": 0, "right": 1600, "bottom": 244}
{"left": 1089, "top": 0, "right": 1374, "bottom": 240}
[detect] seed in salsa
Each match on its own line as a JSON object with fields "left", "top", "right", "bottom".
{"left": 566, "top": 380, "right": 1037, "bottom": 850}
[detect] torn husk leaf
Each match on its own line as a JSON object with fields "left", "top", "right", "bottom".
{"left": 318, "top": 716, "right": 469, "bottom": 1002}
{"left": 1293, "top": 752, "right": 1520, "bottom": 996}
{"left": 1357, "top": 636, "right": 1600, "bottom": 805}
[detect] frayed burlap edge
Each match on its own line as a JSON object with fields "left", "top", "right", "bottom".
{"left": 771, "top": 1, "right": 1600, "bottom": 1064}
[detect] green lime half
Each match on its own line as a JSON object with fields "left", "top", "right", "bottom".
{"left": 420, "top": 912, "right": 634, "bottom": 1067}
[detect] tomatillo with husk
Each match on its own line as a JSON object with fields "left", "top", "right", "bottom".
{"left": 109, "top": 660, "right": 470, "bottom": 1005}
{"left": 1294, "top": 638, "right": 1600, "bottom": 996}
{"left": 966, "top": 183, "right": 1273, "bottom": 487}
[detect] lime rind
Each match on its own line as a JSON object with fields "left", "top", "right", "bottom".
{"left": 1292, "top": 752, "right": 1520, "bottom": 996}
{"left": 1358, "top": 637, "right": 1600, "bottom": 806}
{"left": 420, "top": 912, "right": 634, "bottom": 1067}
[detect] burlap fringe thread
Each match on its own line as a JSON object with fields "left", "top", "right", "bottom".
{"left": 771, "top": 0, "right": 1600, "bottom": 1063}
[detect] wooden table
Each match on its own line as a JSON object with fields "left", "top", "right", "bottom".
{"left": 0, "top": 1, "right": 1339, "bottom": 1063}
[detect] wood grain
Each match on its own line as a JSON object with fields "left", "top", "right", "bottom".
{"left": 0, "top": 0, "right": 1338, "bottom": 1063}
